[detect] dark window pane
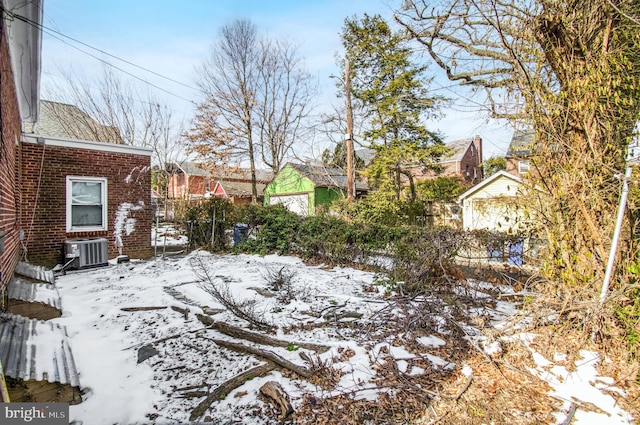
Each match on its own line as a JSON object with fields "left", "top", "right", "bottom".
{"left": 71, "top": 205, "right": 103, "bottom": 226}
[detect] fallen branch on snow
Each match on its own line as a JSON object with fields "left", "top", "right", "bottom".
{"left": 196, "top": 314, "right": 330, "bottom": 353}
{"left": 198, "top": 335, "right": 314, "bottom": 379}
{"left": 120, "top": 306, "right": 167, "bottom": 312}
{"left": 189, "top": 362, "right": 276, "bottom": 421}
{"left": 259, "top": 381, "right": 294, "bottom": 420}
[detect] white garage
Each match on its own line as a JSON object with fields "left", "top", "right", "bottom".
{"left": 458, "top": 170, "right": 528, "bottom": 232}
{"left": 268, "top": 193, "right": 310, "bottom": 216}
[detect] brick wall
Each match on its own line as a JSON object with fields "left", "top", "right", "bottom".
{"left": 188, "top": 175, "right": 206, "bottom": 195}
{"left": 505, "top": 157, "right": 535, "bottom": 179}
{"left": 457, "top": 142, "right": 482, "bottom": 184}
{"left": 168, "top": 172, "right": 207, "bottom": 198}
{"left": 408, "top": 138, "right": 483, "bottom": 186}
{"left": 0, "top": 18, "right": 23, "bottom": 298}
{"left": 20, "top": 141, "right": 153, "bottom": 267}
{"left": 506, "top": 157, "right": 520, "bottom": 177}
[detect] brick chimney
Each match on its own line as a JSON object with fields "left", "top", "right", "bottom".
{"left": 474, "top": 135, "right": 483, "bottom": 180}
{"left": 473, "top": 135, "right": 483, "bottom": 164}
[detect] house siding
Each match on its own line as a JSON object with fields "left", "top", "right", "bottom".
{"left": 168, "top": 173, "right": 207, "bottom": 198}
{"left": 314, "top": 187, "right": 343, "bottom": 210}
{"left": 460, "top": 173, "right": 525, "bottom": 232}
{"left": 505, "top": 158, "right": 521, "bottom": 177}
{"left": 0, "top": 17, "right": 22, "bottom": 297}
{"left": 505, "top": 157, "right": 536, "bottom": 179}
{"left": 264, "top": 166, "right": 316, "bottom": 215}
{"left": 20, "top": 142, "right": 153, "bottom": 267}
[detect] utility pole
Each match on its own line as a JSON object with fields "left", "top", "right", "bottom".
{"left": 345, "top": 61, "right": 355, "bottom": 203}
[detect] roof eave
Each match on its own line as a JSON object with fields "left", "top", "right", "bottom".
{"left": 5, "top": 0, "right": 43, "bottom": 123}
{"left": 458, "top": 170, "right": 522, "bottom": 202}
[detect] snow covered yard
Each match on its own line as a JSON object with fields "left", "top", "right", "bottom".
{"left": 50, "top": 251, "right": 635, "bottom": 424}
{"left": 152, "top": 223, "right": 189, "bottom": 248}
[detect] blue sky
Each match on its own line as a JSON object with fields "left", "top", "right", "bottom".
{"left": 41, "top": 0, "right": 513, "bottom": 157}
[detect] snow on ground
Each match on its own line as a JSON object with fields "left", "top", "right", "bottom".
{"left": 152, "top": 223, "right": 188, "bottom": 248}
{"left": 519, "top": 336, "right": 634, "bottom": 424}
{"left": 47, "top": 251, "right": 634, "bottom": 424}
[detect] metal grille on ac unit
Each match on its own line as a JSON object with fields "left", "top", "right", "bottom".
{"left": 64, "top": 238, "right": 108, "bottom": 269}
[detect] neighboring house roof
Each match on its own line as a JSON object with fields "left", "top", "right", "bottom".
{"left": 441, "top": 138, "right": 475, "bottom": 163}
{"left": 458, "top": 170, "right": 523, "bottom": 202}
{"left": 213, "top": 181, "right": 266, "bottom": 197}
{"left": 24, "top": 100, "right": 124, "bottom": 144}
{"left": 506, "top": 129, "right": 535, "bottom": 158}
{"left": 215, "top": 168, "right": 274, "bottom": 183}
{"left": 171, "top": 161, "right": 210, "bottom": 177}
{"left": 171, "top": 162, "right": 274, "bottom": 182}
{"left": 286, "top": 162, "right": 369, "bottom": 191}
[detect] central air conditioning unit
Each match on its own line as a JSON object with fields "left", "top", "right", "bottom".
{"left": 64, "top": 238, "right": 108, "bottom": 269}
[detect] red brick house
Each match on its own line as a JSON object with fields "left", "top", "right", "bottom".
{"left": 505, "top": 129, "right": 534, "bottom": 178}
{"left": 18, "top": 99, "right": 153, "bottom": 267}
{"left": 0, "top": 0, "right": 42, "bottom": 295}
{"left": 19, "top": 134, "right": 153, "bottom": 267}
{"left": 167, "top": 161, "right": 210, "bottom": 198}
{"left": 409, "top": 135, "right": 484, "bottom": 185}
{"left": 168, "top": 161, "right": 273, "bottom": 203}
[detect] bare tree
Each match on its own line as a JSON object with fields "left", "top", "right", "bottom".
{"left": 43, "top": 65, "right": 183, "bottom": 151}
{"left": 394, "top": 0, "right": 548, "bottom": 121}
{"left": 256, "top": 38, "right": 317, "bottom": 172}
{"left": 189, "top": 19, "right": 317, "bottom": 202}
{"left": 191, "top": 20, "right": 260, "bottom": 201}
{"left": 146, "top": 103, "right": 184, "bottom": 216}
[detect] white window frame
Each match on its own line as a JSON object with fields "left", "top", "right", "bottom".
{"left": 518, "top": 159, "right": 530, "bottom": 175}
{"left": 66, "top": 176, "right": 108, "bottom": 232}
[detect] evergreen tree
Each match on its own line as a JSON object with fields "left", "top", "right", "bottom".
{"left": 340, "top": 14, "right": 447, "bottom": 202}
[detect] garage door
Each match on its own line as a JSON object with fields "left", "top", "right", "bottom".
{"left": 269, "top": 194, "right": 309, "bottom": 216}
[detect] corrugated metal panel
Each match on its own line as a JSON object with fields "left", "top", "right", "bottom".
{"left": 14, "top": 261, "right": 55, "bottom": 284}
{"left": 7, "top": 277, "right": 62, "bottom": 311}
{"left": 0, "top": 314, "right": 80, "bottom": 387}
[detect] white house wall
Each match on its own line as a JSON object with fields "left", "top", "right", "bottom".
{"left": 461, "top": 174, "right": 527, "bottom": 232}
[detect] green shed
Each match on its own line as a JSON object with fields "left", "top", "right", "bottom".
{"left": 264, "top": 163, "right": 368, "bottom": 215}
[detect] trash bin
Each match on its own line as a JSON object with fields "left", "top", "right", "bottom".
{"left": 507, "top": 238, "right": 524, "bottom": 266}
{"left": 233, "top": 223, "right": 249, "bottom": 246}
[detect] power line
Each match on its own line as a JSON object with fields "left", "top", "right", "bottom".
{"left": 43, "top": 29, "right": 195, "bottom": 104}
{"left": 3, "top": 7, "right": 201, "bottom": 101}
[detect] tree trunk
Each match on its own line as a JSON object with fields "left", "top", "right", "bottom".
{"left": 259, "top": 381, "right": 294, "bottom": 420}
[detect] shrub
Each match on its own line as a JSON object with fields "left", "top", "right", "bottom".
{"left": 296, "top": 214, "right": 354, "bottom": 263}
{"left": 387, "top": 228, "right": 468, "bottom": 293}
{"left": 183, "top": 197, "right": 233, "bottom": 251}
{"left": 233, "top": 204, "right": 301, "bottom": 255}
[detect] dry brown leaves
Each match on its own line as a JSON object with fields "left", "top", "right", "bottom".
{"left": 419, "top": 349, "right": 558, "bottom": 425}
